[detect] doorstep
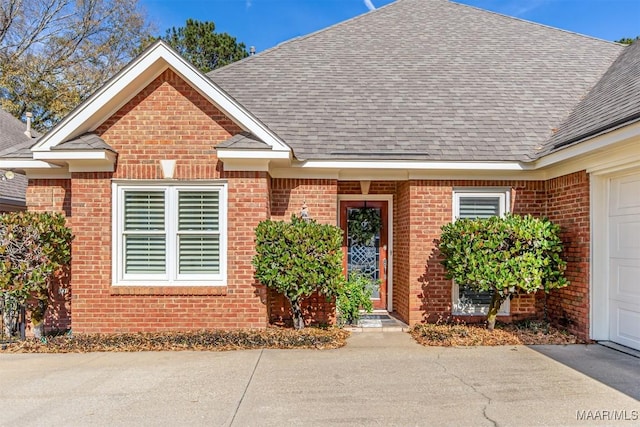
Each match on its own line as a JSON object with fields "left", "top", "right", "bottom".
{"left": 344, "top": 311, "right": 410, "bottom": 333}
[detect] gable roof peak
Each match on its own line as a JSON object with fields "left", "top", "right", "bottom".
{"left": 28, "top": 39, "right": 290, "bottom": 155}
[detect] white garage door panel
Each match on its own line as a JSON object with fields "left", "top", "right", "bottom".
{"left": 610, "top": 174, "right": 640, "bottom": 216}
{"left": 609, "top": 171, "right": 640, "bottom": 351}
{"left": 609, "top": 259, "right": 640, "bottom": 303}
{"left": 610, "top": 302, "right": 640, "bottom": 350}
{"left": 609, "top": 217, "right": 640, "bottom": 259}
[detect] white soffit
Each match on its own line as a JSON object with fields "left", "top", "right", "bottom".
{"left": 0, "top": 159, "right": 62, "bottom": 169}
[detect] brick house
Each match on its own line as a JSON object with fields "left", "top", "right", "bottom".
{"left": 1, "top": 0, "right": 639, "bottom": 350}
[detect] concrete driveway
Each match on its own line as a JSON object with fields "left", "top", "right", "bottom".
{"left": 1, "top": 332, "right": 638, "bottom": 426}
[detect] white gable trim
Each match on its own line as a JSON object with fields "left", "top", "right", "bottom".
{"left": 31, "top": 41, "right": 290, "bottom": 154}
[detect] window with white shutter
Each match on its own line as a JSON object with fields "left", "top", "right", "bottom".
{"left": 123, "top": 191, "right": 166, "bottom": 275}
{"left": 177, "top": 191, "right": 220, "bottom": 276}
{"left": 451, "top": 189, "right": 510, "bottom": 315}
{"left": 113, "top": 183, "right": 227, "bottom": 286}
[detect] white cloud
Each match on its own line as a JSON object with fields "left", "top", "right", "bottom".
{"left": 364, "top": 0, "right": 376, "bottom": 11}
{"left": 506, "top": 0, "right": 547, "bottom": 17}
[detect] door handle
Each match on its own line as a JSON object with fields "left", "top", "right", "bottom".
{"left": 383, "top": 258, "right": 387, "bottom": 280}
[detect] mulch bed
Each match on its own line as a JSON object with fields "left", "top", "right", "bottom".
{"left": 410, "top": 320, "right": 583, "bottom": 347}
{"left": 0, "top": 327, "right": 350, "bottom": 353}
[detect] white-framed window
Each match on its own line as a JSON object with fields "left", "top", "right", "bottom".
{"left": 112, "top": 181, "right": 227, "bottom": 286}
{"left": 451, "top": 188, "right": 510, "bottom": 315}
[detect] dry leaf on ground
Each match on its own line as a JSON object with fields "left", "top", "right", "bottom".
{"left": 0, "top": 327, "right": 350, "bottom": 353}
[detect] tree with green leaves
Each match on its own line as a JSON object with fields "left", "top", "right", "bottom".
{"left": 0, "top": 212, "right": 73, "bottom": 338}
{"left": 160, "top": 19, "right": 249, "bottom": 73}
{"left": 253, "top": 215, "right": 345, "bottom": 330}
{"left": 615, "top": 36, "right": 640, "bottom": 45}
{"left": 0, "top": 0, "right": 153, "bottom": 131}
{"left": 439, "top": 214, "right": 568, "bottom": 331}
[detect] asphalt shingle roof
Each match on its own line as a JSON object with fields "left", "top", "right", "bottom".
{"left": 54, "top": 133, "right": 115, "bottom": 152}
{"left": 541, "top": 41, "right": 640, "bottom": 155}
{"left": 0, "top": 110, "right": 37, "bottom": 204}
{"left": 216, "top": 132, "right": 270, "bottom": 149}
{"left": 0, "top": 109, "right": 39, "bottom": 155}
{"left": 208, "top": 0, "right": 624, "bottom": 162}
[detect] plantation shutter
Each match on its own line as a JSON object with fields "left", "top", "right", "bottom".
{"left": 178, "top": 191, "right": 220, "bottom": 274}
{"left": 458, "top": 196, "right": 501, "bottom": 307}
{"left": 458, "top": 197, "right": 500, "bottom": 219}
{"left": 123, "top": 191, "right": 166, "bottom": 274}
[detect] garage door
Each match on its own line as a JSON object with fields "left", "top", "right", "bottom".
{"left": 609, "top": 173, "right": 640, "bottom": 351}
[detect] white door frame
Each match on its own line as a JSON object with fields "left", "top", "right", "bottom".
{"left": 337, "top": 194, "right": 394, "bottom": 312}
{"left": 590, "top": 172, "right": 609, "bottom": 341}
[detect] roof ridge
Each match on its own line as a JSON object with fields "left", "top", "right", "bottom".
{"left": 449, "top": 0, "right": 622, "bottom": 46}
{"left": 208, "top": 0, "right": 406, "bottom": 76}
{"left": 210, "top": 0, "right": 622, "bottom": 78}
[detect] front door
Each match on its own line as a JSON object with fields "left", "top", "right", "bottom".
{"left": 340, "top": 200, "right": 388, "bottom": 310}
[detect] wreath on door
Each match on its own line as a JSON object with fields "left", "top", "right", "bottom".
{"left": 348, "top": 208, "right": 382, "bottom": 246}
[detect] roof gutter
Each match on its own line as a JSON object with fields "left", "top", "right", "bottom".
{"left": 551, "top": 113, "right": 640, "bottom": 151}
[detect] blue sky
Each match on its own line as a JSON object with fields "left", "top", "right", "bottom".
{"left": 140, "top": 0, "right": 640, "bottom": 53}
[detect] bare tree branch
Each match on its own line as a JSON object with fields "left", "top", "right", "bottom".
{"left": 0, "top": 0, "right": 153, "bottom": 130}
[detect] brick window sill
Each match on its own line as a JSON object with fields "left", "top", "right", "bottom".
{"left": 110, "top": 286, "right": 228, "bottom": 296}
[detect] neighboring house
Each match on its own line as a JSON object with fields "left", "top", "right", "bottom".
{"left": 0, "top": 0, "right": 639, "bottom": 350}
{"left": 0, "top": 109, "right": 37, "bottom": 211}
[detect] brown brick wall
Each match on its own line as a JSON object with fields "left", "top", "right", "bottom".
{"left": 393, "top": 181, "right": 411, "bottom": 321}
{"left": 267, "top": 178, "right": 338, "bottom": 326}
{"left": 30, "top": 69, "right": 270, "bottom": 333}
{"left": 270, "top": 178, "right": 337, "bottom": 224}
{"left": 337, "top": 181, "right": 397, "bottom": 195}
{"left": 26, "top": 179, "right": 71, "bottom": 216}
{"left": 98, "top": 69, "right": 240, "bottom": 181}
{"left": 410, "top": 181, "right": 452, "bottom": 324}
{"left": 408, "top": 180, "right": 546, "bottom": 325}
{"left": 544, "top": 171, "right": 590, "bottom": 339}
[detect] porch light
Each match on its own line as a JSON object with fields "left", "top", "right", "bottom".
{"left": 300, "top": 201, "right": 310, "bottom": 220}
{"left": 0, "top": 171, "right": 14, "bottom": 181}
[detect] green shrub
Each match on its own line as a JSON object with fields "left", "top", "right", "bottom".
{"left": 0, "top": 212, "right": 73, "bottom": 337}
{"left": 253, "top": 215, "right": 345, "bottom": 329}
{"left": 336, "top": 272, "right": 375, "bottom": 326}
{"left": 439, "top": 213, "right": 568, "bottom": 330}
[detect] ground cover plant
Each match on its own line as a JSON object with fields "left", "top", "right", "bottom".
{"left": 336, "top": 272, "right": 374, "bottom": 326}
{"left": 0, "top": 327, "right": 350, "bottom": 353}
{"left": 410, "top": 319, "right": 581, "bottom": 347}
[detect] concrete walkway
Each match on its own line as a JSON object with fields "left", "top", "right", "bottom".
{"left": 1, "top": 333, "right": 638, "bottom": 426}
